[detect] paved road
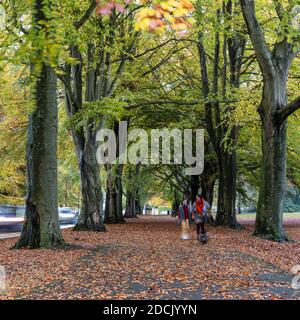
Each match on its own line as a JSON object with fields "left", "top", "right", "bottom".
{"left": 0, "top": 232, "right": 20, "bottom": 240}
{"left": 0, "top": 217, "right": 75, "bottom": 240}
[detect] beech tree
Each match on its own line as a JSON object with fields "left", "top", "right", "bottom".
{"left": 240, "top": 0, "right": 300, "bottom": 241}
{"left": 14, "top": 0, "right": 64, "bottom": 248}
{"left": 62, "top": 2, "right": 106, "bottom": 231}
{"left": 196, "top": 1, "right": 246, "bottom": 228}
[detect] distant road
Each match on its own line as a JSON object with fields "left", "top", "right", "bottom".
{"left": 0, "top": 217, "right": 75, "bottom": 240}
{"left": 0, "top": 232, "right": 20, "bottom": 240}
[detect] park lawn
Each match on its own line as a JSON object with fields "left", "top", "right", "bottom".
{"left": 237, "top": 212, "right": 300, "bottom": 220}
{"left": 0, "top": 216, "right": 299, "bottom": 300}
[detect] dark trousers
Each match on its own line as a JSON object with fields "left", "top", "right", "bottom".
{"left": 196, "top": 220, "right": 206, "bottom": 235}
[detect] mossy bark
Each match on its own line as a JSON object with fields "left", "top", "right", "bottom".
{"left": 104, "top": 164, "right": 124, "bottom": 224}
{"left": 15, "top": 63, "right": 64, "bottom": 249}
{"left": 254, "top": 81, "right": 289, "bottom": 241}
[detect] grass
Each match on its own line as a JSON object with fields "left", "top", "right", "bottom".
{"left": 237, "top": 212, "right": 300, "bottom": 219}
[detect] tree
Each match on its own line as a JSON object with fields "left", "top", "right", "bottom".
{"left": 63, "top": 40, "right": 107, "bottom": 231}
{"left": 196, "top": 1, "right": 245, "bottom": 228}
{"left": 61, "top": 4, "right": 141, "bottom": 227}
{"left": 240, "top": 0, "right": 300, "bottom": 241}
{"left": 14, "top": 0, "right": 64, "bottom": 248}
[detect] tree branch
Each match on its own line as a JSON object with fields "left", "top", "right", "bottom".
{"left": 74, "top": 0, "right": 97, "bottom": 30}
{"left": 125, "top": 100, "right": 201, "bottom": 110}
{"left": 197, "top": 32, "right": 210, "bottom": 99}
{"left": 108, "top": 33, "right": 139, "bottom": 96}
{"left": 240, "top": 0, "right": 275, "bottom": 79}
{"left": 273, "top": 0, "right": 285, "bottom": 20}
{"left": 277, "top": 96, "right": 300, "bottom": 122}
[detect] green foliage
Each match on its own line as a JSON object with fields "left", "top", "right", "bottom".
{"left": 0, "top": 66, "right": 28, "bottom": 203}
{"left": 70, "top": 97, "right": 129, "bottom": 130}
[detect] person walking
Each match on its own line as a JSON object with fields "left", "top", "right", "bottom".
{"left": 202, "top": 199, "right": 214, "bottom": 225}
{"left": 193, "top": 194, "right": 207, "bottom": 243}
{"left": 179, "top": 200, "right": 191, "bottom": 240}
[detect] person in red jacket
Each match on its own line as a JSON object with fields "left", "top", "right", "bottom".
{"left": 193, "top": 194, "right": 206, "bottom": 239}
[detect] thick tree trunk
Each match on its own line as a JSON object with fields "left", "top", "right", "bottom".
{"left": 172, "top": 200, "right": 180, "bottom": 216}
{"left": 64, "top": 44, "right": 106, "bottom": 232}
{"left": 200, "top": 146, "right": 217, "bottom": 205}
{"left": 215, "top": 158, "right": 225, "bottom": 224}
{"left": 124, "top": 191, "right": 137, "bottom": 218}
{"left": 254, "top": 89, "right": 289, "bottom": 241}
{"left": 223, "top": 146, "right": 241, "bottom": 228}
{"left": 15, "top": 0, "right": 64, "bottom": 248}
{"left": 116, "top": 165, "right": 124, "bottom": 219}
{"left": 190, "top": 175, "right": 200, "bottom": 202}
{"left": 135, "top": 198, "right": 142, "bottom": 215}
{"left": 124, "top": 164, "right": 142, "bottom": 218}
{"left": 239, "top": 0, "right": 300, "bottom": 241}
{"left": 215, "top": 146, "right": 241, "bottom": 228}
{"left": 74, "top": 129, "right": 106, "bottom": 231}
{"left": 105, "top": 165, "right": 124, "bottom": 224}
{"left": 215, "top": 10, "right": 244, "bottom": 228}
{"left": 201, "top": 178, "right": 215, "bottom": 207}
{"left": 197, "top": 7, "right": 243, "bottom": 229}
{"left": 15, "top": 63, "right": 64, "bottom": 249}
{"left": 104, "top": 121, "right": 124, "bottom": 224}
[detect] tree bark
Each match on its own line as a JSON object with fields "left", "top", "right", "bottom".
{"left": 14, "top": 0, "right": 64, "bottom": 249}
{"left": 124, "top": 166, "right": 136, "bottom": 218}
{"left": 64, "top": 44, "right": 106, "bottom": 232}
{"left": 217, "top": 145, "right": 241, "bottom": 228}
{"left": 15, "top": 65, "right": 63, "bottom": 248}
{"left": 254, "top": 83, "right": 289, "bottom": 241}
{"left": 215, "top": 1, "right": 245, "bottom": 228}
{"left": 201, "top": 170, "right": 216, "bottom": 206}
{"left": 73, "top": 128, "right": 106, "bottom": 231}
{"left": 105, "top": 164, "right": 124, "bottom": 224}
{"left": 240, "top": 0, "right": 300, "bottom": 241}
{"left": 124, "top": 191, "right": 137, "bottom": 218}
{"left": 190, "top": 175, "right": 200, "bottom": 201}
{"left": 104, "top": 121, "right": 125, "bottom": 224}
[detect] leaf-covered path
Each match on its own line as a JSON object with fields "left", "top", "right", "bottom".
{"left": 0, "top": 216, "right": 299, "bottom": 300}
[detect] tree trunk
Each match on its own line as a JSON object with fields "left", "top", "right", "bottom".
{"left": 215, "top": 156, "right": 225, "bottom": 225}
{"left": 15, "top": 63, "right": 64, "bottom": 249}
{"left": 116, "top": 165, "right": 124, "bottom": 219}
{"left": 124, "top": 191, "right": 137, "bottom": 218}
{"left": 190, "top": 175, "right": 200, "bottom": 202}
{"left": 201, "top": 178, "right": 215, "bottom": 206}
{"left": 200, "top": 143, "right": 217, "bottom": 205}
{"left": 135, "top": 198, "right": 142, "bottom": 215}
{"left": 14, "top": 0, "right": 64, "bottom": 249}
{"left": 105, "top": 164, "right": 124, "bottom": 224}
{"left": 254, "top": 87, "right": 288, "bottom": 241}
{"left": 172, "top": 200, "right": 180, "bottom": 216}
{"left": 239, "top": 0, "right": 300, "bottom": 241}
{"left": 74, "top": 129, "right": 106, "bottom": 231}
{"left": 223, "top": 144, "right": 241, "bottom": 228}
{"left": 104, "top": 121, "right": 124, "bottom": 224}
{"left": 215, "top": 138, "right": 241, "bottom": 228}
{"left": 64, "top": 44, "right": 106, "bottom": 232}
{"left": 215, "top": 4, "right": 245, "bottom": 228}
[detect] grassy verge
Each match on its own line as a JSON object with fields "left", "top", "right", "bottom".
{"left": 237, "top": 212, "right": 300, "bottom": 219}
